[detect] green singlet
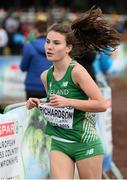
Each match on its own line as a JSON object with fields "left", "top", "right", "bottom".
{"left": 44, "top": 60, "right": 104, "bottom": 160}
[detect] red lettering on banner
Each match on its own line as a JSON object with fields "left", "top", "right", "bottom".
{"left": 0, "top": 122, "right": 15, "bottom": 137}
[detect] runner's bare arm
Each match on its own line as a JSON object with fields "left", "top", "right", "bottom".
{"left": 40, "top": 70, "right": 48, "bottom": 93}
{"left": 69, "top": 63, "right": 110, "bottom": 112}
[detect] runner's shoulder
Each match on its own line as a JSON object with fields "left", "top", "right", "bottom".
{"left": 72, "top": 62, "right": 87, "bottom": 76}
{"left": 40, "top": 69, "right": 48, "bottom": 82}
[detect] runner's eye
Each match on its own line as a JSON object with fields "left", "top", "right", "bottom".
{"left": 46, "top": 39, "right": 50, "bottom": 43}
{"left": 54, "top": 41, "right": 61, "bottom": 45}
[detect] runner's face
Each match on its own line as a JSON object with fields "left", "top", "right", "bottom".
{"left": 45, "top": 31, "right": 71, "bottom": 62}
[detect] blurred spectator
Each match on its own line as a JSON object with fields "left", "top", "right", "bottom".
{"left": 108, "top": 20, "right": 127, "bottom": 75}
{"left": 20, "top": 19, "right": 52, "bottom": 100}
{"left": 93, "top": 51, "right": 113, "bottom": 85}
{"left": 0, "top": 23, "right": 8, "bottom": 55}
{"left": 4, "top": 15, "right": 20, "bottom": 33}
{"left": 4, "top": 13, "right": 25, "bottom": 54}
{"left": 20, "top": 21, "right": 36, "bottom": 42}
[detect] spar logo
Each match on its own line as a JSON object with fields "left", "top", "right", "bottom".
{"left": 0, "top": 122, "right": 15, "bottom": 137}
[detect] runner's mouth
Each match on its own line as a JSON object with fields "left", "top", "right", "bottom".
{"left": 47, "top": 52, "right": 54, "bottom": 56}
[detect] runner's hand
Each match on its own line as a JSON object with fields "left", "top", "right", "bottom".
{"left": 26, "top": 98, "right": 40, "bottom": 109}
{"left": 49, "top": 94, "right": 69, "bottom": 107}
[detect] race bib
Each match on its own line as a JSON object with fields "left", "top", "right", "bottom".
{"left": 39, "top": 104, "right": 74, "bottom": 129}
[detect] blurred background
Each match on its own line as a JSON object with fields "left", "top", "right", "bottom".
{"left": 0, "top": 0, "right": 127, "bottom": 56}
{"left": 0, "top": 0, "right": 127, "bottom": 178}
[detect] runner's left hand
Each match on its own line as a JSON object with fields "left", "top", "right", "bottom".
{"left": 49, "top": 94, "right": 69, "bottom": 107}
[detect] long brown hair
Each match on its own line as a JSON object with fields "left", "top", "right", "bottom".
{"left": 47, "top": 6, "right": 120, "bottom": 59}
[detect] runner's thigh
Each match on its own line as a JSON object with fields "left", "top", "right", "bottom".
{"left": 50, "top": 150, "right": 75, "bottom": 179}
{"left": 76, "top": 155, "right": 103, "bottom": 179}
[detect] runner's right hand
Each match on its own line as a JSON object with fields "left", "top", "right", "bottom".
{"left": 26, "top": 98, "right": 40, "bottom": 109}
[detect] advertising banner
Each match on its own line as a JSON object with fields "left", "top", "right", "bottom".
{"left": 0, "top": 106, "right": 50, "bottom": 179}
